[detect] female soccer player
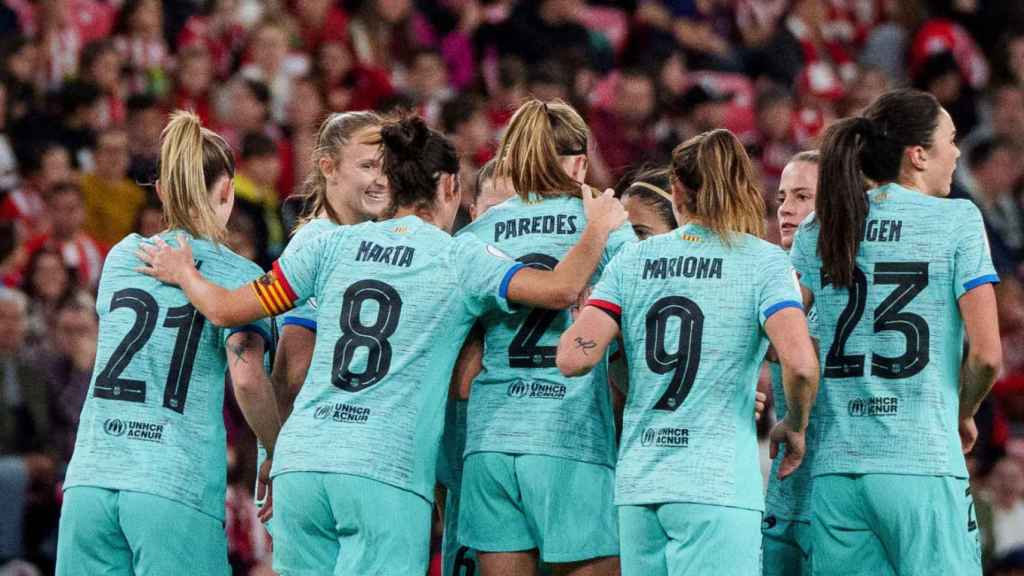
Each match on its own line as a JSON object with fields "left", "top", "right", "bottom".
{"left": 620, "top": 167, "right": 677, "bottom": 240}
{"left": 56, "top": 111, "right": 281, "bottom": 576}
{"left": 456, "top": 99, "right": 635, "bottom": 576}
{"left": 273, "top": 111, "right": 387, "bottom": 416}
{"left": 763, "top": 150, "right": 820, "bottom": 576}
{"left": 791, "top": 89, "right": 1001, "bottom": 575}
{"left": 556, "top": 128, "right": 820, "bottom": 576}
{"left": 137, "top": 115, "right": 627, "bottom": 575}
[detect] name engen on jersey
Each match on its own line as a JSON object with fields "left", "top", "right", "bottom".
{"left": 103, "top": 418, "right": 164, "bottom": 442}
{"left": 506, "top": 380, "right": 567, "bottom": 400}
{"left": 313, "top": 403, "right": 371, "bottom": 423}
{"left": 640, "top": 427, "right": 689, "bottom": 448}
{"left": 847, "top": 396, "right": 900, "bottom": 417}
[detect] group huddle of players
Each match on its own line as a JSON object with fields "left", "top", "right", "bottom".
{"left": 51, "top": 87, "right": 1001, "bottom": 576}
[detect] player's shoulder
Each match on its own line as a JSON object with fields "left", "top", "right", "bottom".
{"left": 290, "top": 217, "right": 338, "bottom": 245}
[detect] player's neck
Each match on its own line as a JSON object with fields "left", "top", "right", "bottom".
{"left": 392, "top": 206, "right": 439, "bottom": 227}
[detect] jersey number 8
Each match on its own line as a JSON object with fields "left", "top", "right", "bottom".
{"left": 332, "top": 279, "right": 403, "bottom": 392}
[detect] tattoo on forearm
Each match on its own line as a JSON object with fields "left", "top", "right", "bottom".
{"left": 574, "top": 337, "right": 596, "bottom": 356}
{"left": 229, "top": 333, "right": 259, "bottom": 365}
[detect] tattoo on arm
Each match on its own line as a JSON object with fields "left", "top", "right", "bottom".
{"left": 229, "top": 332, "right": 260, "bottom": 366}
{"left": 574, "top": 337, "right": 597, "bottom": 356}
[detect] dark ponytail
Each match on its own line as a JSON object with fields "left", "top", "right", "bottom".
{"left": 380, "top": 116, "right": 459, "bottom": 212}
{"left": 817, "top": 89, "right": 940, "bottom": 287}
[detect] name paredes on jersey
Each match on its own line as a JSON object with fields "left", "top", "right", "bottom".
{"left": 493, "top": 214, "right": 579, "bottom": 242}
{"left": 103, "top": 418, "right": 164, "bottom": 442}
{"left": 355, "top": 240, "right": 415, "bottom": 267}
{"left": 642, "top": 256, "right": 723, "bottom": 280}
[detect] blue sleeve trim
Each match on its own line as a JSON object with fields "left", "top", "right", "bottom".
{"left": 498, "top": 262, "right": 526, "bottom": 301}
{"left": 762, "top": 300, "right": 803, "bottom": 320}
{"left": 282, "top": 316, "right": 317, "bottom": 332}
{"left": 228, "top": 324, "right": 273, "bottom": 346}
{"left": 962, "top": 274, "right": 1000, "bottom": 293}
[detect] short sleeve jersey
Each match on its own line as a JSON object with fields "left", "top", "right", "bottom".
{"left": 764, "top": 307, "right": 818, "bottom": 522}
{"left": 270, "top": 215, "right": 522, "bottom": 502}
{"left": 64, "top": 231, "right": 272, "bottom": 520}
{"left": 457, "top": 195, "right": 636, "bottom": 467}
{"left": 790, "top": 183, "right": 998, "bottom": 478}
{"left": 589, "top": 223, "right": 802, "bottom": 509}
{"left": 280, "top": 217, "right": 337, "bottom": 331}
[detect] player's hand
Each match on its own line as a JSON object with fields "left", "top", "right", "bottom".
{"left": 959, "top": 416, "right": 978, "bottom": 454}
{"left": 136, "top": 233, "right": 196, "bottom": 286}
{"left": 754, "top": 391, "right": 767, "bottom": 421}
{"left": 256, "top": 457, "right": 273, "bottom": 524}
{"left": 769, "top": 417, "right": 806, "bottom": 480}
{"left": 581, "top": 184, "right": 627, "bottom": 235}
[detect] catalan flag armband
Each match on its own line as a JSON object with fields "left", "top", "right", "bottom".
{"left": 251, "top": 262, "right": 299, "bottom": 316}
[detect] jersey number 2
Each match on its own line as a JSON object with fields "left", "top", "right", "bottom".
{"left": 822, "top": 262, "right": 929, "bottom": 379}
{"left": 508, "top": 253, "right": 562, "bottom": 368}
{"left": 94, "top": 288, "right": 206, "bottom": 414}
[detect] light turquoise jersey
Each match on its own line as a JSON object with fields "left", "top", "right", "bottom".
{"left": 458, "top": 195, "right": 636, "bottom": 467}
{"left": 281, "top": 217, "right": 337, "bottom": 331}
{"left": 437, "top": 398, "right": 469, "bottom": 491}
{"left": 271, "top": 215, "right": 523, "bottom": 502}
{"left": 790, "top": 183, "right": 998, "bottom": 478}
{"left": 765, "top": 307, "right": 817, "bottom": 522}
{"left": 589, "top": 223, "right": 802, "bottom": 509}
{"left": 64, "top": 231, "right": 273, "bottom": 520}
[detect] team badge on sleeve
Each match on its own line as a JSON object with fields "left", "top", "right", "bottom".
{"left": 251, "top": 262, "right": 298, "bottom": 315}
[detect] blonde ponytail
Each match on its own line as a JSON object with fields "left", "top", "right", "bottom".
{"left": 158, "top": 110, "right": 235, "bottom": 243}
{"left": 671, "top": 129, "right": 765, "bottom": 244}
{"left": 496, "top": 99, "right": 589, "bottom": 200}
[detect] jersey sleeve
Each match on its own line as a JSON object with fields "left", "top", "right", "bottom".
{"left": 953, "top": 202, "right": 999, "bottom": 299}
{"left": 278, "top": 221, "right": 331, "bottom": 332}
{"left": 598, "top": 222, "right": 638, "bottom": 276}
{"left": 588, "top": 247, "right": 629, "bottom": 324}
{"left": 757, "top": 245, "right": 803, "bottom": 326}
{"left": 453, "top": 234, "right": 525, "bottom": 317}
{"left": 258, "top": 229, "right": 340, "bottom": 316}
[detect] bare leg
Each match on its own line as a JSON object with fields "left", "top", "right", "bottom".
{"left": 479, "top": 550, "right": 540, "bottom": 576}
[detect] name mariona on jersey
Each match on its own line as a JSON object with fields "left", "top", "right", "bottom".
{"left": 642, "top": 256, "right": 724, "bottom": 280}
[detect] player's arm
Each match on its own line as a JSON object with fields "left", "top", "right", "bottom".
{"left": 226, "top": 331, "right": 282, "bottom": 456}
{"left": 451, "top": 324, "right": 484, "bottom": 400}
{"left": 271, "top": 325, "right": 314, "bottom": 420}
{"left": 505, "top": 186, "right": 628, "bottom": 309}
{"left": 137, "top": 234, "right": 277, "bottom": 326}
{"left": 557, "top": 305, "right": 621, "bottom": 377}
{"left": 957, "top": 283, "right": 1002, "bottom": 451}
{"left": 764, "top": 307, "right": 819, "bottom": 479}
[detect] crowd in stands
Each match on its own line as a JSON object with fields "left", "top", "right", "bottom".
{"left": 0, "top": 0, "right": 1023, "bottom": 574}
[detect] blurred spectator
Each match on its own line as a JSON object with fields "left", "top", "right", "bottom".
{"left": 485, "top": 56, "right": 528, "bottom": 131}
{"left": 441, "top": 93, "right": 494, "bottom": 172}
{"left": 172, "top": 44, "right": 216, "bottom": 126}
{"left": 405, "top": 49, "right": 453, "bottom": 126}
{"left": 0, "top": 82, "right": 19, "bottom": 194}
{"left": 216, "top": 77, "right": 275, "bottom": 153}
{"left": 348, "top": 0, "right": 417, "bottom": 75}
{"left": 0, "top": 143, "right": 70, "bottom": 240}
{"left": 635, "top": 0, "right": 742, "bottom": 73}
{"left": 656, "top": 83, "right": 730, "bottom": 158}
{"left": 19, "top": 247, "right": 74, "bottom": 350}
{"left": 132, "top": 198, "right": 164, "bottom": 238}
{"left": 78, "top": 40, "right": 124, "bottom": 128}
{"left": 294, "top": 0, "right": 349, "bottom": 54}
{"left": 590, "top": 69, "right": 659, "bottom": 181}
{"left": 240, "top": 19, "right": 310, "bottom": 125}
{"left": 224, "top": 444, "right": 270, "bottom": 575}
{"left": 315, "top": 40, "right": 393, "bottom": 113}
{"left": 44, "top": 290, "right": 96, "bottom": 464}
{"left": 0, "top": 287, "right": 56, "bottom": 570}
{"left": 53, "top": 80, "right": 103, "bottom": 170}
{"left": 234, "top": 132, "right": 283, "bottom": 267}
{"left": 988, "top": 457, "right": 1024, "bottom": 558}
{"left": 749, "top": 83, "right": 796, "bottom": 192}
{"left": 1, "top": 36, "right": 41, "bottom": 127}
{"left": 79, "top": 128, "right": 147, "bottom": 247}
{"left": 112, "top": 0, "right": 171, "bottom": 97}
{"left": 914, "top": 50, "right": 979, "bottom": 140}
{"left": 839, "top": 65, "right": 889, "bottom": 118}
{"left": 487, "top": 0, "right": 606, "bottom": 73}
{"left": 281, "top": 76, "right": 324, "bottom": 199}
{"left": 176, "top": 0, "right": 249, "bottom": 80}
{"left": 124, "top": 94, "right": 163, "bottom": 185}
{"left": 995, "top": 547, "right": 1024, "bottom": 576}
{"left": 33, "top": 0, "right": 83, "bottom": 90}
{"left": 960, "top": 136, "right": 1024, "bottom": 274}
{"left": 0, "top": 222, "right": 25, "bottom": 289}
{"left": 23, "top": 182, "right": 104, "bottom": 288}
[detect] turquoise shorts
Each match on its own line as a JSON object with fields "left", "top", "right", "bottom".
{"left": 56, "top": 486, "right": 229, "bottom": 576}
{"left": 763, "top": 515, "right": 811, "bottom": 576}
{"left": 618, "top": 502, "right": 761, "bottom": 576}
{"left": 272, "top": 471, "right": 431, "bottom": 576}
{"left": 811, "top": 474, "right": 981, "bottom": 576}
{"left": 442, "top": 485, "right": 478, "bottom": 576}
{"left": 459, "top": 453, "right": 619, "bottom": 563}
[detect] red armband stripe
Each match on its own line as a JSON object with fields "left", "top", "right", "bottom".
{"left": 272, "top": 261, "right": 298, "bottom": 302}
